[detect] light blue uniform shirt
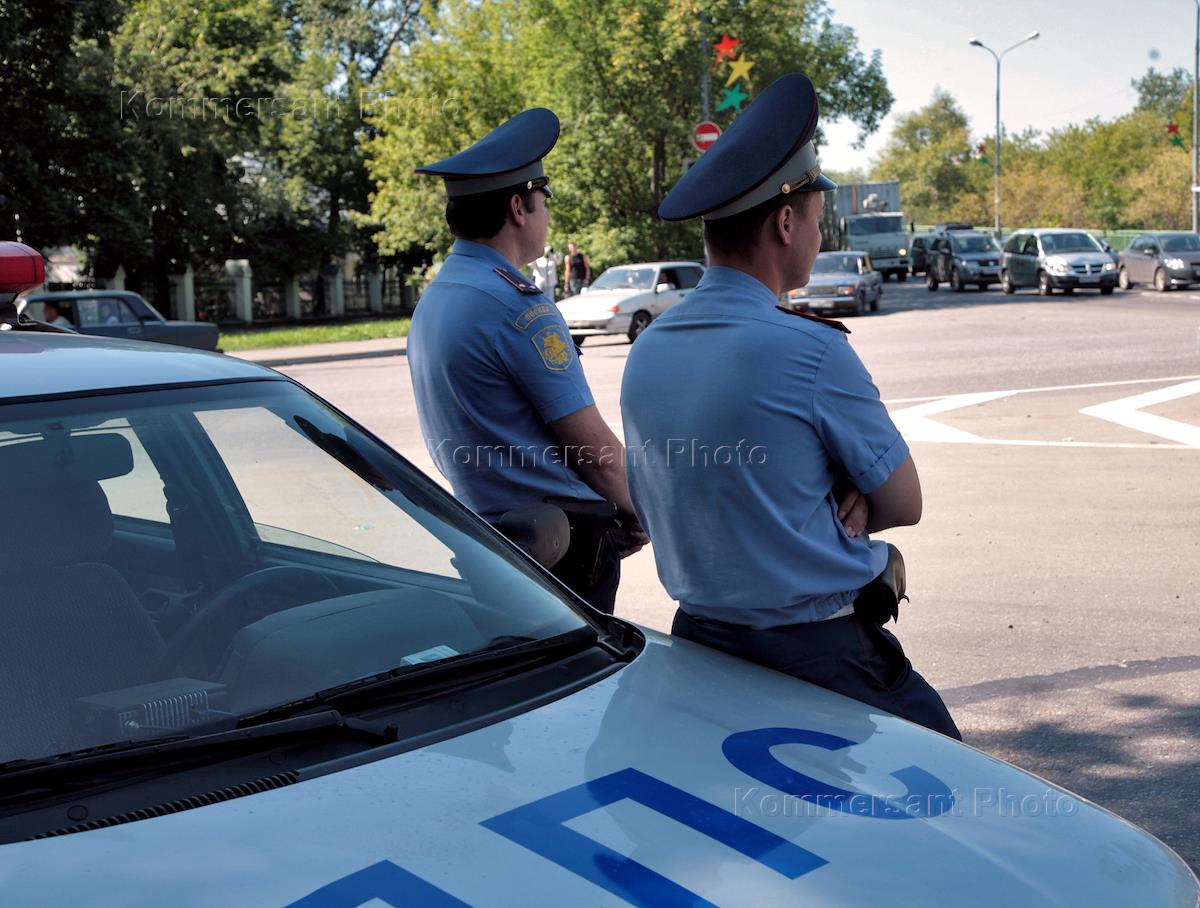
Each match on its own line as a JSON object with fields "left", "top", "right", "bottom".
{"left": 409, "top": 240, "right": 601, "bottom": 519}
{"left": 620, "top": 266, "right": 909, "bottom": 628}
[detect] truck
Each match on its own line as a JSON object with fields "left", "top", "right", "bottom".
{"left": 820, "top": 181, "right": 911, "bottom": 281}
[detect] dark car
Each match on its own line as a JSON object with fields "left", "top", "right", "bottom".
{"left": 925, "top": 231, "right": 1003, "bottom": 291}
{"left": 23, "top": 290, "right": 219, "bottom": 350}
{"left": 908, "top": 233, "right": 936, "bottom": 276}
{"left": 1118, "top": 232, "right": 1200, "bottom": 292}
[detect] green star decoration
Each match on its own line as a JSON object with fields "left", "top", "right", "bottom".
{"left": 716, "top": 84, "right": 749, "bottom": 113}
{"left": 1170, "top": 134, "right": 1186, "bottom": 148}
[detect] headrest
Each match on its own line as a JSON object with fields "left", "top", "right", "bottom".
{"left": 0, "top": 435, "right": 131, "bottom": 568}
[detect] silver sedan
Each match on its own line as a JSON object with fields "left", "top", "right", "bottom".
{"left": 783, "top": 251, "right": 883, "bottom": 316}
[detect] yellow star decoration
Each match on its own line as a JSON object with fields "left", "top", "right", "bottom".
{"left": 724, "top": 56, "right": 755, "bottom": 87}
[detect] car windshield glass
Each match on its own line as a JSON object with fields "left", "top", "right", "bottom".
{"left": 1160, "top": 234, "right": 1200, "bottom": 252}
{"left": 951, "top": 235, "right": 999, "bottom": 254}
{"left": 1041, "top": 233, "right": 1101, "bottom": 253}
{"left": 846, "top": 215, "right": 904, "bottom": 236}
{"left": 590, "top": 267, "right": 656, "bottom": 290}
{"left": 0, "top": 381, "right": 587, "bottom": 765}
{"left": 811, "top": 254, "right": 860, "bottom": 274}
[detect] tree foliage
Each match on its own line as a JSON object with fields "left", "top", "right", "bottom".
{"left": 364, "top": 0, "right": 893, "bottom": 267}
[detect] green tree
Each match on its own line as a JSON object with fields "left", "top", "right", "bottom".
{"left": 871, "top": 90, "right": 974, "bottom": 224}
{"left": 1133, "top": 67, "right": 1192, "bottom": 117}
{"left": 364, "top": 0, "right": 892, "bottom": 267}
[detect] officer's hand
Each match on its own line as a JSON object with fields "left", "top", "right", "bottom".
{"left": 614, "top": 516, "right": 650, "bottom": 558}
{"left": 836, "top": 485, "right": 869, "bottom": 538}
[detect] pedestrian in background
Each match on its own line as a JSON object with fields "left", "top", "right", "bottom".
{"left": 620, "top": 73, "right": 959, "bottom": 739}
{"left": 563, "top": 242, "right": 591, "bottom": 296}
{"left": 532, "top": 244, "right": 561, "bottom": 299}
{"left": 408, "top": 108, "right": 647, "bottom": 614}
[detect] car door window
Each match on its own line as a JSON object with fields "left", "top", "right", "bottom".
{"left": 675, "top": 267, "right": 703, "bottom": 289}
{"left": 657, "top": 269, "right": 679, "bottom": 290}
{"left": 1022, "top": 236, "right": 1039, "bottom": 257}
{"left": 77, "top": 298, "right": 139, "bottom": 327}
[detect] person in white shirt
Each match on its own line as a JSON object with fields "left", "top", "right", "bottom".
{"left": 532, "top": 245, "right": 561, "bottom": 299}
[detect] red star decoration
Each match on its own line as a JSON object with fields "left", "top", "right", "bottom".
{"left": 712, "top": 34, "right": 740, "bottom": 63}
{"left": 977, "top": 142, "right": 987, "bottom": 155}
{"left": 1167, "top": 121, "right": 1181, "bottom": 135}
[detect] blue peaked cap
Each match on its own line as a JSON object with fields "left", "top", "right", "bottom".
{"left": 416, "top": 108, "right": 560, "bottom": 198}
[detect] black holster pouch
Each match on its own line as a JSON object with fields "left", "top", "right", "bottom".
{"left": 543, "top": 497, "right": 618, "bottom": 587}
{"left": 853, "top": 543, "right": 909, "bottom": 625}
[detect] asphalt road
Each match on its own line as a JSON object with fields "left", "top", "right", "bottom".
{"left": 279, "top": 276, "right": 1200, "bottom": 870}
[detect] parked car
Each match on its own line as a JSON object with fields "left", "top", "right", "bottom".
{"left": 785, "top": 251, "right": 882, "bottom": 316}
{"left": 23, "top": 289, "right": 219, "bottom": 350}
{"left": 908, "top": 233, "right": 936, "bottom": 276}
{"left": 1, "top": 244, "right": 1198, "bottom": 906}
{"left": 556, "top": 261, "right": 704, "bottom": 344}
{"left": 1001, "top": 229, "right": 1117, "bottom": 295}
{"left": 925, "top": 231, "right": 1003, "bottom": 291}
{"left": 1118, "top": 231, "right": 1200, "bottom": 291}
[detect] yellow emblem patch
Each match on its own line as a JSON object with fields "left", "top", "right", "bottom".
{"left": 514, "top": 302, "right": 555, "bottom": 330}
{"left": 532, "top": 325, "right": 573, "bottom": 371}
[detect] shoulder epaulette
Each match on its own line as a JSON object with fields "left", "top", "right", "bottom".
{"left": 493, "top": 266, "right": 542, "bottom": 294}
{"left": 775, "top": 306, "right": 851, "bottom": 334}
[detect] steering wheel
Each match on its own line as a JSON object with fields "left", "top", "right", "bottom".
{"left": 166, "top": 566, "right": 341, "bottom": 677}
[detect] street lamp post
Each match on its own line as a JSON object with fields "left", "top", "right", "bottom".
{"left": 1192, "top": 0, "right": 1198, "bottom": 233}
{"left": 970, "top": 31, "right": 1040, "bottom": 239}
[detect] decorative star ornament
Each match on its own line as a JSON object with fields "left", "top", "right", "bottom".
{"left": 1167, "top": 121, "right": 1181, "bottom": 135}
{"left": 715, "top": 84, "right": 749, "bottom": 113}
{"left": 977, "top": 142, "right": 987, "bottom": 155}
{"left": 712, "top": 33, "right": 740, "bottom": 63}
{"left": 1170, "top": 134, "right": 1186, "bottom": 148}
{"left": 724, "top": 56, "right": 755, "bottom": 87}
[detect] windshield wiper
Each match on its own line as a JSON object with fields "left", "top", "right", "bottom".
{"left": 238, "top": 625, "right": 609, "bottom": 726}
{"left": 0, "top": 710, "right": 363, "bottom": 796}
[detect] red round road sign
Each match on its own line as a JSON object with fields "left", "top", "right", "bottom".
{"left": 691, "top": 121, "right": 722, "bottom": 153}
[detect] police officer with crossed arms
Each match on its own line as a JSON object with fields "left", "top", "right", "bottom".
{"left": 621, "top": 74, "right": 959, "bottom": 737}
{"left": 409, "top": 108, "right": 648, "bottom": 614}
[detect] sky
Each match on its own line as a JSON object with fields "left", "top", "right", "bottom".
{"left": 820, "top": 0, "right": 1199, "bottom": 173}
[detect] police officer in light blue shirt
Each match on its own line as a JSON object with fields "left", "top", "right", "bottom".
{"left": 621, "top": 74, "right": 959, "bottom": 737}
{"left": 409, "top": 108, "right": 647, "bottom": 614}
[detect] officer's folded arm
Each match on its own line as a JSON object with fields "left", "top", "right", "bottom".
{"left": 547, "top": 405, "right": 648, "bottom": 555}
{"left": 863, "top": 453, "right": 922, "bottom": 534}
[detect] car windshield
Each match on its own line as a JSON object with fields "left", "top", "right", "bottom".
{"left": 1041, "top": 232, "right": 1101, "bottom": 253}
{"left": 811, "top": 254, "right": 861, "bottom": 274}
{"left": 590, "top": 267, "right": 656, "bottom": 291}
{"left": 0, "top": 380, "right": 588, "bottom": 764}
{"left": 951, "top": 235, "right": 999, "bottom": 254}
{"left": 847, "top": 215, "right": 904, "bottom": 236}
{"left": 1159, "top": 234, "right": 1200, "bottom": 252}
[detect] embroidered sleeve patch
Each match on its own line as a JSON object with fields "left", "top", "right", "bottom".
{"left": 514, "top": 302, "right": 556, "bottom": 330}
{"left": 532, "top": 325, "right": 573, "bottom": 371}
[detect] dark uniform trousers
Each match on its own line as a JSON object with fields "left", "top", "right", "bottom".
{"left": 550, "top": 530, "right": 620, "bottom": 615}
{"left": 672, "top": 608, "right": 962, "bottom": 740}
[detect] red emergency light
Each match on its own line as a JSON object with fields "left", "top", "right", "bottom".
{"left": 0, "top": 242, "right": 45, "bottom": 303}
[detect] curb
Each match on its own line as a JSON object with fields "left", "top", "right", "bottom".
{"left": 229, "top": 344, "right": 407, "bottom": 369}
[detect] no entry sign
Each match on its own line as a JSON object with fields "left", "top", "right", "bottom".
{"left": 691, "top": 121, "right": 722, "bottom": 153}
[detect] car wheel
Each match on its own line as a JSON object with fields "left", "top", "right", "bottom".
{"left": 1038, "top": 271, "right": 1053, "bottom": 295}
{"left": 1118, "top": 267, "right": 1132, "bottom": 290}
{"left": 571, "top": 334, "right": 586, "bottom": 346}
{"left": 855, "top": 290, "right": 867, "bottom": 316}
{"left": 870, "top": 290, "right": 880, "bottom": 312}
{"left": 1001, "top": 270, "right": 1015, "bottom": 294}
{"left": 1100, "top": 284, "right": 1115, "bottom": 295}
{"left": 627, "top": 311, "right": 652, "bottom": 342}
{"left": 1154, "top": 268, "right": 1169, "bottom": 292}
{"left": 926, "top": 271, "right": 938, "bottom": 291}
{"left": 951, "top": 268, "right": 965, "bottom": 292}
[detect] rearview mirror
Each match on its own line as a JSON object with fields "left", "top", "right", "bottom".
{"left": 495, "top": 503, "right": 570, "bottom": 569}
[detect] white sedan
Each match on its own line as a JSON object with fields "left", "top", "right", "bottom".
{"left": 556, "top": 261, "right": 705, "bottom": 344}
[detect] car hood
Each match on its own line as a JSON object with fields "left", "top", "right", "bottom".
{"left": 2, "top": 632, "right": 1195, "bottom": 907}
{"left": 1045, "top": 251, "right": 1112, "bottom": 266}
{"left": 805, "top": 272, "right": 862, "bottom": 288}
{"left": 1157, "top": 249, "right": 1200, "bottom": 264}
{"left": 955, "top": 251, "right": 1002, "bottom": 263}
{"left": 557, "top": 289, "right": 642, "bottom": 316}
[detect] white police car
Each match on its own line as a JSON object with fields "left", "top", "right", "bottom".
{"left": 557, "top": 262, "right": 704, "bottom": 344}
{"left": 0, "top": 246, "right": 1197, "bottom": 906}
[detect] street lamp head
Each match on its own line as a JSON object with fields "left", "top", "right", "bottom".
{"left": 969, "top": 38, "right": 983, "bottom": 47}
{"left": 1025, "top": 30, "right": 1040, "bottom": 41}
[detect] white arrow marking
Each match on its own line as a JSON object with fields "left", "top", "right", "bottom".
{"left": 1079, "top": 379, "right": 1200, "bottom": 448}
{"left": 889, "top": 390, "right": 1018, "bottom": 443}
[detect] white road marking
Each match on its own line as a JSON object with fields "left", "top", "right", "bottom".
{"left": 883, "top": 374, "right": 1200, "bottom": 406}
{"left": 889, "top": 391, "right": 1018, "bottom": 443}
{"left": 1079, "top": 380, "right": 1200, "bottom": 448}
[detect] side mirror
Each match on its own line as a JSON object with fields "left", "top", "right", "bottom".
{"left": 495, "top": 503, "right": 570, "bottom": 569}
{"left": 580, "top": 286, "right": 590, "bottom": 294}
{"left": 655, "top": 282, "right": 675, "bottom": 294}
